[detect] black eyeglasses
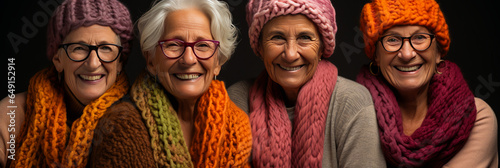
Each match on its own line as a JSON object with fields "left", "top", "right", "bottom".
{"left": 59, "top": 43, "right": 123, "bottom": 63}
{"left": 158, "top": 39, "right": 220, "bottom": 59}
{"left": 379, "top": 33, "right": 435, "bottom": 52}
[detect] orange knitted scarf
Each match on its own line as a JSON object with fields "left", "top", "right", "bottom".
{"left": 131, "top": 72, "right": 252, "bottom": 167}
{"left": 11, "top": 67, "right": 128, "bottom": 168}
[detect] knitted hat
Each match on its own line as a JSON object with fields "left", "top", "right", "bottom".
{"left": 360, "top": 0, "right": 450, "bottom": 59}
{"left": 46, "top": 0, "right": 133, "bottom": 62}
{"left": 246, "top": 0, "right": 337, "bottom": 58}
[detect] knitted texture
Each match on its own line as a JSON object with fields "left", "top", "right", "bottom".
{"left": 360, "top": 0, "right": 450, "bottom": 59}
{"left": 246, "top": 0, "right": 337, "bottom": 58}
{"left": 46, "top": 0, "right": 133, "bottom": 61}
{"left": 356, "top": 60, "right": 476, "bottom": 167}
{"left": 249, "top": 60, "right": 337, "bottom": 167}
{"left": 11, "top": 67, "right": 128, "bottom": 168}
{"left": 131, "top": 72, "right": 252, "bottom": 167}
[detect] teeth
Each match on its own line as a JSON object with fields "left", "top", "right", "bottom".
{"left": 80, "top": 75, "right": 103, "bottom": 81}
{"left": 395, "top": 65, "right": 421, "bottom": 72}
{"left": 175, "top": 74, "right": 200, "bottom": 80}
{"left": 279, "top": 64, "right": 302, "bottom": 71}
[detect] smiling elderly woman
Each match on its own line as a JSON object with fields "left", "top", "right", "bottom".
{"left": 356, "top": 0, "right": 498, "bottom": 167}
{"left": 228, "top": 0, "right": 386, "bottom": 167}
{"left": 0, "top": 0, "right": 135, "bottom": 167}
{"left": 117, "top": 0, "right": 252, "bottom": 167}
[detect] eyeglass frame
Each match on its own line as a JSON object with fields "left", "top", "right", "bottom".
{"left": 378, "top": 33, "right": 435, "bottom": 52}
{"left": 157, "top": 39, "right": 220, "bottom": 60}
{"left": 58, "top": 43, "right": 123, "bottom": 63}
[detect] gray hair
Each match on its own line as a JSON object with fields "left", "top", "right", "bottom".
{"left": 137, "top": 0, "right": 237, "bottom": 65}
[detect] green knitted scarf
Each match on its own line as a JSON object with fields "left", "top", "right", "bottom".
{"left": 131, "top": 72, "right": 192, "bottom": 167}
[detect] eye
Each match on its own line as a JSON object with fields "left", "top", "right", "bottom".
{"left": 270, "top": 35, "right": 285, "bottom": 40}
{"left": 384, "top": 36, "right": 401, "bottom": 46}
{"left": 298, "top": 35, "right": 312, "bottom": 40}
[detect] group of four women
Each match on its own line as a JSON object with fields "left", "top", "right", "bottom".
{"left": 0, "top": 0, "right": 497, "bottom": 167}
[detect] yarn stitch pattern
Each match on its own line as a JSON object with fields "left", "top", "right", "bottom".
{"left": 356, "top": 60, "right": 476, "bottom": 167}
{"left": 249, "top": 60, "right": 338, "bottom": 167}
{"left": 11, "top": 67, "right": 128, "bottom": 168}
{"left": 131, "top": 72, "right": 252, "bottom": 167}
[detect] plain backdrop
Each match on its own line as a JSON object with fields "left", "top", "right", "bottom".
{"left": 2, "top": 0, "right": 499, "bottom": 147}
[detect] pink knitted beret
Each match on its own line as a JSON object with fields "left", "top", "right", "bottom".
{"left": 246, "top": 0, "right": 337, "bottom": 58}
{"left": 46, "top": 0, "right": 133, "bottom": 62}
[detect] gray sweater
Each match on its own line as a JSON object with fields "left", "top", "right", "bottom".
{"left": 227, "top": 76, "right": 386, "bottom": 168}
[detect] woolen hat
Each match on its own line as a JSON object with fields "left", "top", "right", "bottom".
{"left": 360, "top": 0, "right": 450, "bottom": 59}
{"left": 46, "top": 0, "right": 133, "bottom": 62}
{"left": 246, "top": 0, "right": 337, "bottom": 58}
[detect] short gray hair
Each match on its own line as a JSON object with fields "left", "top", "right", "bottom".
{"left": 137, "top": 0, "right": 237, "bottom": 65}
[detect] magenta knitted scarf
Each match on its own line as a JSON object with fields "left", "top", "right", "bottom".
{"left": 356, "top": 60, "right": 476, "bottom": 167}
{"left": 249, "top": 60, "right": 338, "bottom": 167}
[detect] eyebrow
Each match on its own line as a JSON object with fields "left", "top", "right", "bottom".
{"left": 383, "top": 29, "right": 430, "bottom": 36}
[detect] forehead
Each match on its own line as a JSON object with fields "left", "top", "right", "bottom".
{"left": 262, "top": 14, "right": 318, "bottom": 33}
{"left": 162, "top": 8, "right": 212, "bottom": 40}
{"left": 63, "top": 25, "right": 119, "bottom": 43}
{"left": 383, "top": 25, "right": 431, "bottom": 35}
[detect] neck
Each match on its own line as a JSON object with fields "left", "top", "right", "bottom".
{"left": 283, "top": 87, "right": 299, "bottom": 107}
{"left": 176, "top": 99, "right": 197, "bottom": 122}
{"left": 396, "top": 85, "right": 429, "bottom": 136}
{"left": 64, "top": 82, "right": 85, "bottom": 126}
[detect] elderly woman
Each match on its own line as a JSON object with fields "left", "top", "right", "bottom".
{"left": 0, "top": 0, "right": 136, "bottom": 167}
{"left": 227, "top": 0, "right": 386, "bottom": 167}
{"left": 356, "top": 0, "right": 498, "bottom": 167}
{"left": 120, "top": 0, "right": 252, "bottom": 167}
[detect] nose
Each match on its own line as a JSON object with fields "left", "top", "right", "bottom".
{"left": 398, "top": 40, "right": 416, "bottom": 61}
{"left": 179, "top": 46, "right": 197, "bottom": 65}
{"left": 283, "top": 41, "right": 299, "bottom": 62}
{"left": 86, "top": 50, "right": 102, "bottom": 69}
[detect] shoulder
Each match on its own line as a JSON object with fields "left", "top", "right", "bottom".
{"left": 89, "top": 100, "right": 155, "bottom": 167}
{"left": 332, "top": 76, "right": 374, "bottom": 109}
{"left": 227, "top": 79, "right": 255, "bottom": 113}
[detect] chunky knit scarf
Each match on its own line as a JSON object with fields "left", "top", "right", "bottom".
{"left": 12, "top": 67, "right": 128, "bottom": 168}
{"left": 249, "top": 60, "right": 338, "bottom": 167}
{"left": 356, "top": 60, "right": 476, "bottom": 167}
{"left": 131, "top": 72, "right": 252, "bottom": 167}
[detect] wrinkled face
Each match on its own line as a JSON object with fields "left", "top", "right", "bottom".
{"left": 53, "top": 25, "right": 122, "bottom": 105}
{"left": 375, "top": 25, "right": 441, "bottom": 93}
{"left": 258, "top": 14, "right": 322, "bottom": 92}
{"left": 147, "top": 8, "right": 221, "bottom": 102}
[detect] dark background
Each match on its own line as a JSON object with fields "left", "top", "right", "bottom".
{"left": 2, "top": 0, "right": 499, "bottom": 146}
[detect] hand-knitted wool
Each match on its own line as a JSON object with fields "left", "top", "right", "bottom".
{"left": 360, "top": 0, "right": 450, "bottom": 59}
{"left": 11, "top": 67, "right": 128, "bottom": 168}
{"left": 131, "top": 72, "right": 252, "bottom": 167}
{"left": 356, "top": 60, "right": 476, "bottom": 167}
{"left": 249, "top": 60, "right": 338, "bottom": 167}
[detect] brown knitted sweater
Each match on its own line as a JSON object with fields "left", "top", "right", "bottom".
{"left": 88, "top": 100, "right": 155, "bottom": 167}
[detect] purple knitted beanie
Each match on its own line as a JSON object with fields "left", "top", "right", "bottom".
{"left": 46, "top": 0, "right": 133, "bottom": 62}
{"left": 246, "top": 0, "right": 337, "bottom": 58}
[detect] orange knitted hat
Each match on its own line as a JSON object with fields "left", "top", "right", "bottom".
{"left": 360, "top": 0, "right": 450, "bottom": 59}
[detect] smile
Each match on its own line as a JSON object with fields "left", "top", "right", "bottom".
{"left": 394, "top": 65, "right": 422, "bottom": 72}
{"left": 279, "top": 64, "right": 304, "bottom": 71}
{"left": 175, "top": 73, "right": 201, "bottom": 80}
{"left": 79, "top": 74, "right": 103, "bottom": 81}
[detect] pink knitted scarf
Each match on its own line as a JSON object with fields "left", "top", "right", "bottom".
{"left": 249, "top": 60, "right": 338, "bottom": 167}
{"left": 356, "top": 60, "right": 476, "bottom": 167}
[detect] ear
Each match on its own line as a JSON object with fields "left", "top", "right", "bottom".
{"left": 435, "top": 54, "right": 442, "bottom": 64}
{"left": 52, "top": 53, "right": 64, "bottom": 72}
{"left": 117, "top": 59, "right": 123, "bottom": 74}
{"left": 144, "top": 51, "right": 157, "bottom": 75}
{"left": 373, "top": 54, "right": 380, "bottom": 66}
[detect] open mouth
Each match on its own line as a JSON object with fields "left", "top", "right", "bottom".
{"left": 174, "top": 74, "right": 201, "bottom": 80}
{"left": 394, "top": 65, "right": 422, "bottom": 72}
{"left": 79, "top": 74, "right": 104, "bottom": 81}
{"left": 278, "top": 64, "right": 304, "bottom": 71}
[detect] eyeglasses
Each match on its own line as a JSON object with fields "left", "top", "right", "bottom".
{"left": 158, "top": 39, "right": 220, "bottom": 60}
{"left": 59, "top": 43, "right": 123, "bottom": 63}
{"left": 379, "top": 33, "right": 435, "bottom": 52}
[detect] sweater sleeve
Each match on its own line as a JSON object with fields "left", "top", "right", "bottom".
{"left": 88, "top": 101, "right": 155, "bottom": 167}
{"left": 325, "top": 77, "right": 386, "bottom": 168}
{"left": 443, "top": 98, "right": 498, "bottom": 168}
{"left": 227, "top": 79, "right": 254, "bottom": 113}
{"left": 0, "top": 92, "right": 26, "bottom": 168}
